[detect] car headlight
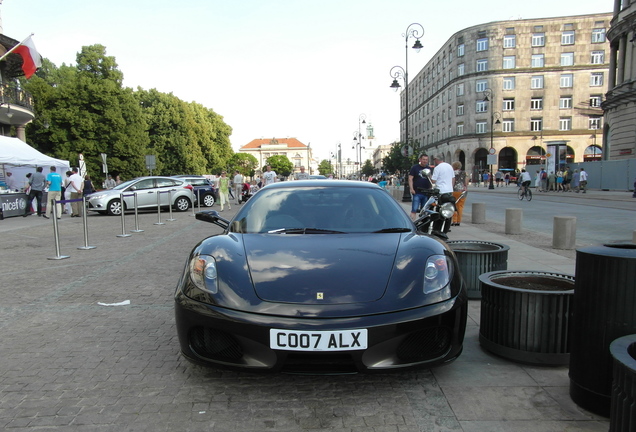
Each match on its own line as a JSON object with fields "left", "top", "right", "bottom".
{"left": 89, "top": 193, "right": 108, "bottom": 200}
{"left": 439, "top": 202, "right": 455, "bottom": 219}
{"left": 423, "top": 254, "right": 451, "bottom": 296}
{"left": 189, "top": 254, "right": 219, "bottom": 294}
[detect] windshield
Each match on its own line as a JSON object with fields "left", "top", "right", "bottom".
{"left": 230, "top": 186, "right": 413, "bottom": 234}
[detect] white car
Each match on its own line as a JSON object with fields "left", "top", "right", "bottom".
{"left": 87, "top": 176, "right": 194, "bottom": 215}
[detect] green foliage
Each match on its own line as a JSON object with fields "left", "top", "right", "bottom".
{"left": 228, "top": 153, "right": 258, "bottom": 177}
{"left": 265, "top": 155, "right": 293, "bottom": 177}
{"left": 361, "top": 160, "right": 375, "bottom": 177}
{"left": 383, "top": 142, "right": 415, "bottom": 175}
{"left": 317, "top": 159, "right": 332, "bottom": 175}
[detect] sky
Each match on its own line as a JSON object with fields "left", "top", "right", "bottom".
{"left": 1, "top": 0, "right": 612, "bottom": 165}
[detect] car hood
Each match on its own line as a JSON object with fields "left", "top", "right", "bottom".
{"left": 243, "top": 234, "right": 400, "bottom": 305}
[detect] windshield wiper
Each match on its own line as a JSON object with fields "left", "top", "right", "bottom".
{"left": 266, "top": 228, "right": 346, "bottom": 234}
{"left": 372, "top": 227, "right": 412, "bottom": 233}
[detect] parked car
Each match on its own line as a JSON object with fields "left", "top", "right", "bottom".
{"left": 309, "top": 174, "right": 327, "bottom": 179}
{"left": 173, "top": 175, "right": 216, "bottom": 207}
{"left": 87, "top": 176, "right": 194, "bottom": 215}
{"left": 174, "top": 180, "right": 467, "bottom": 373}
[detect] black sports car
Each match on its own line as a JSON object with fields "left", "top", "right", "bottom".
{"left": 175, "top": 180, "right": 467, "bottom": 373}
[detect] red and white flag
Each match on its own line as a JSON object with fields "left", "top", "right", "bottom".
{"left": 13, "top": 36, "right": 42, "bottom": 79}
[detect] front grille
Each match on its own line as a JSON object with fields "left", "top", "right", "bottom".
{"left": 282, "top": 353, "right": 357, "bottom": 374}
{"left": 189, "top": 327, "right": 243, "bottom": 362}
{"left": 396, "top": 327, "right": 451, "bottom": 363}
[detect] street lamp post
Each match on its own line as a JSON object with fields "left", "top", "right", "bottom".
{"left": 352, "top": 114, "right": 367, "bottom": 180}
{"left": 482, "top": 89, "right": 501, "bottom": 190}
{"left": 389, "top": 22, "right": 424, "bottom": 202}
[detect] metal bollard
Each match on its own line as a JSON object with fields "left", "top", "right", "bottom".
{"left": 47, "top": 199, "right": 70, "bottom": 260}
{"left": 166, "top": 190, "right": 175, "bottom": 221}
{"left": 505, "top": 208, "right": 522, "bottom": 235}
{"left": 154, "top": 191, "right": 165, "bottom": 225}
{"left": 130, "top": 192, "right": 144, "bottom": 233}
{"left": 78, "top": 196, "right": 96, "bottom": 249}
{"left": 117, "top": 192, "right": 132, "bottom": 237}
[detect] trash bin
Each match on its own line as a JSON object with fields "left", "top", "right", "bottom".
{"left": 479, "top": 270, "right": 574, "bottom": 365}
{"left": 569, "top": 244, "right": 636, "bottom": 417}
{"left": 447, "top": 240, "right": 509, "bottom": 299}
{"left": 609, "top": 334, "right": 636, "bottom": 432}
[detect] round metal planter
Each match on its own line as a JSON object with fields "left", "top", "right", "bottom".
{"left": 479, "top": 270, "right": 575, "bottom": 365}
{"left": 610, "top": 334, "right": 636, "bottom": 432}
{"left": 447, "top": 240, "right": 509, "bottom": 299}
{"left": 569, "top": 243, "right": 636, "bottom": 418}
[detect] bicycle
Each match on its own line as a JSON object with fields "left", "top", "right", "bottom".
{"left": 518, "top": 185, "right": 533, "bottom": 201}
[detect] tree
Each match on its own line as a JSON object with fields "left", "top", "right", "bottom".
{"left": 265, "top": 155, "right": 293, "bottom": 178}
{"left": 228, "top": 153, "right": 258, "bottom": 177}
{"left": 361, "top": 160, "right": 375, "bottom": 178}
{"left": 317, "top": 159, "right": 332, "bottom": 175}
{"left": 383, "top": 142, "right": 415, "bottom": 175}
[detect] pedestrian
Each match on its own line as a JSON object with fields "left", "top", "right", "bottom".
{"left": 294, "top": 166, "right": 310, "bottom": 180}
{"left": 451, "top": 161, "right": 468, "bottom": 226}
{"left": 482, "top": 171, "right": 489, "bottom": 186}
{"left": 218, "top": 171, "right": 231, "bottom": 211}
{"left": 579, "top": 168, "right": 588, "bottom": 193}
{"left": 431, "top": 154, "right": 455, "bottom": 195}
{"left": 5, "top": 171, "right": 18, "bottom": 191}
{"left": 63, "top": 171, "right": 73, "bottom": 214}
{"left": 83, "top": 174, "right": 96, "bottom": 197}
{"left": 534, "top": 171, "right": 541, "bottom": 189}
{"left": 556, "top": 170, "right": 564, "bottom": 192}
{"left": 115, "top": 175, "right": 122, "bottom": 185}
{"left": 540, "top": 168, "right": 547, "bottom": 192}
{"left": 504, "top": 172, "right": 510, "bottom": 187}
{"left": 233, "top": 170, "right": 243, "bottom": 205}
{"left": 45, "top": 166, "right": 63, "bottom": 219}
{"left": 548, "top": 171, "right": 556, "bottom": 191}
{"left": 25, "top": 167, "right": 47, "bottom": 218}
{"left": 495, "top": 170, "right": 503, "bottom": 187}
{"left": 408, "top": 153, "right": 433, "bottom": 221}
{"left": 572, "top": 169, "right": 580, "bottom": 193}
{"left": 262, "top": 165, "right": 277, "bottom": 186}
{"left": 104, "top": 174, "right": 116, "bottom": 189}
{"left": 563, "top": 166, "right": 572, "bottom": 192}
{"left": 67, "top": 168, "right": 84, "bottom": 217}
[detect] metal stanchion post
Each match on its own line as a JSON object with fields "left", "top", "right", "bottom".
{"left": 154, "top": 191, "right": 165, "bottom": 225}
{"left": 78, "top": 196, "right": 96, "bottom": 249}
{"left": 166, "top": 190, "right": 175, "bottom": 221}
{"left": 117, "top": 192, "right": 132, "bottom": 237}
{"left": 130, "top": 192, "right": 144, "bottom": 233}
{"left": 191, "top": 189, "right": 200, "bottom": 216}
{"left": 48, "top": 199, "right": 70, "bottom": 260}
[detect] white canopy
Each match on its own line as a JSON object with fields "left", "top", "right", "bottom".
{"left": 0, "top": 136, "right": 70, "bottom": 191}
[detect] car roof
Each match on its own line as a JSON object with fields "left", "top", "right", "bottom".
{"left": 263, "top": 180, "right": 381, "bottom": 189}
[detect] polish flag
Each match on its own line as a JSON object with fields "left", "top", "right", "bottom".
{"left": 13, "top": 36, "right": 42, "bottom": 79}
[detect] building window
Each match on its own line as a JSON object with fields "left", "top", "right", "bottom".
{"left": 591, "top": 50, "right": 605, "bottom": 64}
{"left": 502, "top": 119, "right": 515, "bottom": 132}
{"left": 503, "top": 34, "right": 516, "bottom": 48}
{"left": 590, "top": 72, "right": 604, "bottom": 86}
{"left": 560, "top": 73, "right": 573, "bottom": 88}
{"left": 559, "top": 96, "right": 572, "bottom": 108}
{"left": 457, "top": 104, "right": 464, "bottom": 116}
{"left": 475, "top": 79, "right": 488, "bottom": 92}
{"left": 559, "top": 117, "right": 572, "bottom": 131}
{"left": 476, "top": 121, "right": 487, "bottom": 133}
{"left": 562, "top": 31, "right": 575, "bottom": 45}
{"left": 477, "top": 59, "right": 488, "bottom": 71}
{"left": 457, "top": 63, "right": 465, "bottom": 76}
{"left": 476, "top": 38, "right": 488, "bottom": 52}
{"left": 531, "top": 33, "right": 545, "bottom": 47}
{"left": 589, "top": 95, "right": 602, "bottom": 107}
{"left": 561, "top": 52, "right": 574, "bottom": 66}
{"left": 531, "top": 54, "right": 544, "bottom": 68}
{"left": 457, "top": 43, "right": 465, "bottom": 57}
{"left": 530, "top": 98, "right": 543, "bottom": 110}
{"left": 592, "top": 28, "right": 606, "bottom": 43}
{"left": 589, "top": 117, "right": 601, "bottom": 129}
{"left": 456, "top": 83, "right": 464, "bottom": 96}
{"left": 502, "top": 56, "right": 516, "bottom": 69}
{"left": 503, "top": 76, "right": 515, "bottom": 90}
{"left": 502, "top": 98, "right": 515, "bottom": 111}
{"left": 530, "top": 75, "right": 544, "bottom": 89}
{"left": 530, "top": 118, "right": 543, "bottom": 131}
{"left": 457, "top": 123, "right": 464, "bottom": 136}
{"left": 476, "top": 100, "right": 488, "bottom": 113}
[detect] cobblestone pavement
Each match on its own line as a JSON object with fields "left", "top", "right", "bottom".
{"left": 0, "top": 204, "right": 609, "bottom": 431}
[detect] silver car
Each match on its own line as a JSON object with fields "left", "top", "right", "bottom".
{"left": 87, "top": 176, "right": 194, "bottom": 215}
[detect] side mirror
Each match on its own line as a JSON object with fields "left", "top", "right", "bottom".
{"left": 195, "top": 210, "right": 230, "bottom": 230}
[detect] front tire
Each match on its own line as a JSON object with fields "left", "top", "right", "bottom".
{"left": 518, "top": 189, "right": 524, "bottom": 200}
{"left": 107, "top": 199, "right": 123, "bottom": 216}
{"left": 174, "top": 196, "right": 191, "bottom": 212}
{"left": 202, "top": 193, "right": 215, "bottom": 207}
{"left": 527, "top": 190, "right": 533, "bottom": 201}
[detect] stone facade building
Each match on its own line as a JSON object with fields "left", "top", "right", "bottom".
{"left": 399, "top": 13, "right": 612, "bottom": 179}
{"left": 239, "top": 137, "right": 317, "bottom": 177}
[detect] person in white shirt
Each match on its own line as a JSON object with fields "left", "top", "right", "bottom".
{"left": 294, "top": 166, "right": 310, "bottom": 180}
{"left": 5, "top": 172, "right": 18, "bottom": 191}
{"left": 431, "top": 154, "right": 455, "bottom": 194}
{"left": 578, "top": 168, "right": 588, "bottom": 193}
{"left": 68, "top": 168, "right": 84, "bottom": 217}
{"left": 233, "top": 170, "right": 244, "bottom": 204}
{"left": 262, "top": 166, "right": 277, "bottom": 186}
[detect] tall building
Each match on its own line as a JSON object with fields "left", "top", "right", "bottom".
{"left": 239, "top": 137, "right": 316, "bottom": 176}
{"left": 603, "top": 0, "right": 636, "bottom": 159}
{"left": 399, "top": 13, "right": 612, "bottom": 179}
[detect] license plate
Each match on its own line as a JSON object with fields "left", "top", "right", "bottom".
{"left": 270, "top": 329, "right": 368, "bottom": 351}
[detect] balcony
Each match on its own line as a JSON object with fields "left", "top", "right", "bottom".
{"left": 0, "top": 83, "right": 35, "bottom": 126}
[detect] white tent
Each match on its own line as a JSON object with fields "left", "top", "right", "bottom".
{"left": 0, "top": 135, "right": 70, "bottom": 190}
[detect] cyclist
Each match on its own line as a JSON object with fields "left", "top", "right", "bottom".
{"left": 519, "top": 169, "right": 532, "bottom": 196}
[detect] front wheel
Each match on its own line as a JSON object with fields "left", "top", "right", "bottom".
{"left": 107, "top": 199, "right": 123, "bottom": 216}
{"left": 526, "top": 189, "right": 533, "bottom": 201}
{"left": 174, "top": 196, "right": 191, "bottom": 212}
{"left": 202, "top": 193, "right": 215, "bottom": 207}
{"left": 518, "top": 189, "right": 525, "bottom": 200}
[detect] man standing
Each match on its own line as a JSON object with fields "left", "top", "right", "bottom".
{"left": 233, "top": 170, "right": 243, "bottom": 205}
{"left": 5, "top": 172, "right": 18, "bottom": 191}
{"left": 262, "top": 165, "right": 277, "bottom": 186}
{"left": 68, "top": 168, "right": 84, "bottom": 217}
{"left": 408, "top": 154, "right": 433, "bottom": 221}
{"left": 579, "top": 168, "right": 588, "bottom": 193}
{"left": 431, "top": 154, "right": 455, "bottom": 194}
{"left": 25, "top": 167, "right": 47, "bottom": 217}
{"left": 294, "top": 166, "right": 310, "bottom": 180}
{"left": 46, "top": 166, "right": 63, "bottom": 219}
{"left": 104, "top": 175, "right": 116, "bottom": 189}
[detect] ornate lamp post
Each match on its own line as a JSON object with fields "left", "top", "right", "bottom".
{"left": 483, "top": 89, "right": 501, "bottom": 190}
{"left": 352, "top": 113, "right": 367, "bottom": 180}
{"left": 389, "top": 22, "right": 424, "bottom": 201}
